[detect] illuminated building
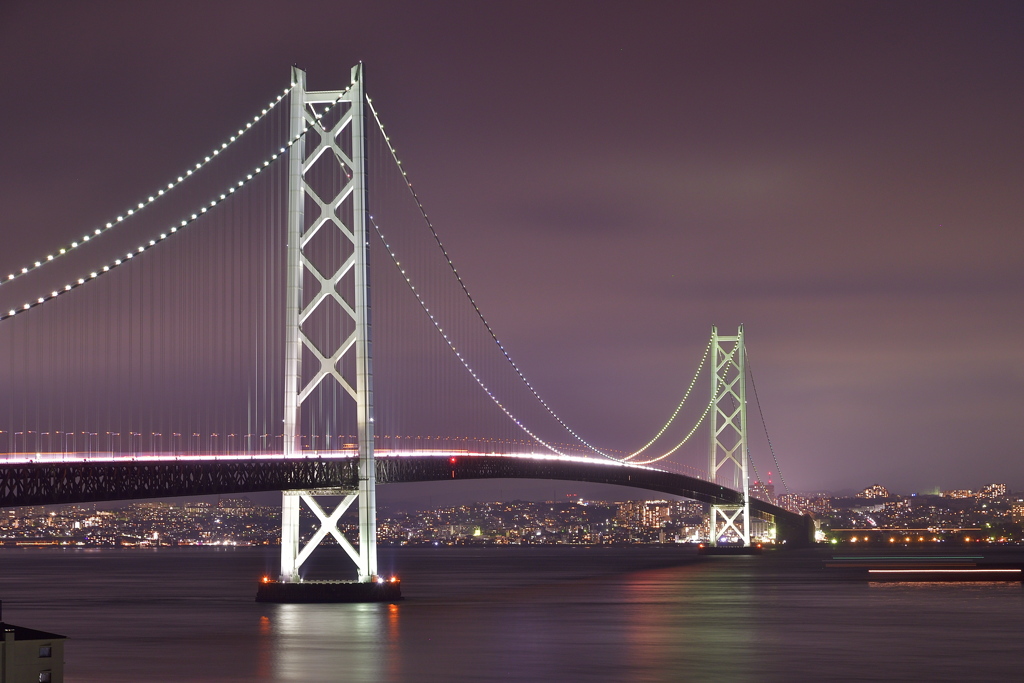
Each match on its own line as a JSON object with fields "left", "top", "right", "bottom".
{"left": 856, "top": 485, "right": 890, "bottom": 499}
{"left": 1011, "top": 502, "right": 1024, "bottom": 525}
{"left": 751, "top": 481, "right": 775, "bottom": 503}
{"left": 979, "top": 483, "right": 1007, "bottom": 499}
{"left": 778, "top": 493, "right": 807, "bottom": 514}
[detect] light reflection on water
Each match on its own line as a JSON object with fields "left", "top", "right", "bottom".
{"left": 270, "top": 603, "right": 390, "bottom": 682}
{"left": 1, "top": 546, "right": 1023, "bottom": 682}
{"left": 869, "top": 581, "right": 1022, "bottom": 588}
{"left": 620, "top": 562, "right": 756, "bottom": 682}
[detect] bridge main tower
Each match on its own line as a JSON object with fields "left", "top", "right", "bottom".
{"left": 708, "top": 325, "right": 751, "bottom": 546}
{"left": 261, "top": 65, "right": 395, "bottom": 601}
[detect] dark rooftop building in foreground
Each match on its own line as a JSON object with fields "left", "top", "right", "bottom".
{"left": 0, "top": 602, "right": 65, "bottom": 683}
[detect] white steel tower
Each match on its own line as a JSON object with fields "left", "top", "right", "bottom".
{"left": 279, "top": 64, "right": 378, "bottom": 584}
{"left": 708, "top": 325, "right": 751, "bottom": 546}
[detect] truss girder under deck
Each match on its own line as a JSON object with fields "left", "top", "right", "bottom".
{"left": 0, "top": 459, "right": 357, "bottom": 508}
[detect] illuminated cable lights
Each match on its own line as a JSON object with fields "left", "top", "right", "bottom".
{"left": 369, "top": 97, "right": 623, "bottom": 462}
{"left": 629, "top": 377, "right": 726, "bottom": 465}
{"left": 0, "top": 84, "right": 295, "bottom": 288}
{"left": 369, "top": 95, "right": 726, "bottom": 466}
{"left": 375, "top": 216, "right": 721, "bottom": 471}
{"left": 0, "top": 83, "right": 355, "bottom": 323}
{"left": 624, "top": 338, "right": 712, "bottom": 460}
{"left": 372, "top": 217, "right": 584, "bottom": 461}
{"left": 6, "top": 83, "right": 724, "bottom": 477}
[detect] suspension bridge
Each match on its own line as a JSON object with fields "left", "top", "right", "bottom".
{"left": 0, "top": 65, "right": 812, "bottom": 600}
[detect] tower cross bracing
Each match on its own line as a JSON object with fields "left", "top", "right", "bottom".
{"left": 708, "top": 325, "right": 751, "bottom": 546}
{"left": 280, "top": 64, "right": 377, "bottom": 584}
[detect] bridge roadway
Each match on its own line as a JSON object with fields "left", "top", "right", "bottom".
{"left": 0, "top": 451, "right": 814, "bottom": 545}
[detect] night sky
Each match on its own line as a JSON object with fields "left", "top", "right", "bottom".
{"left": 1, "top": 1, "right": 1022, "bottom": 498}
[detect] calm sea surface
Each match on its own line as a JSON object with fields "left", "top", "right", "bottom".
{"left": 1, "top": 545, "right": 1022, "bottom": 682}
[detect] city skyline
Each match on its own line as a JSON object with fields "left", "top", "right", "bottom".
{"left": 0, "top": 2, "right": 1022, "bottom": 495}
{"left": 7, "top": 478, "right": 1024, "bottom": 549}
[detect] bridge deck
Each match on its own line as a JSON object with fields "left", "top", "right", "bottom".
{"left": 0, "top": 452, "right": 813, "bottom": 545}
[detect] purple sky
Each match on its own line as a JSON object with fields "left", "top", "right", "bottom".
{"left": 1, "top": 1, "right": 1022, "bottom": 498}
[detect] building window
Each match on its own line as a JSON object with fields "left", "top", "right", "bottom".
{"left": 39, "top": 672, "right": 52, "bottom": 683}
{"left": 39, "top": 645, "right": 52, "bottom": 658}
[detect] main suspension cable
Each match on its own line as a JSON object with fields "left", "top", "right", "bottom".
{"left": 746, "top": 351, "right": 790, "bottom": 496}
{"left": 370, "top": 216, "right": 586, "bottom": 460}
{"left": 1, "top": 84, "right": 296, "bottom": 288}
{"left": 624, "top": 336, "right": 712, "bottom": 459}
{"left": 369, "top": 96, "right": 722, "bottom": 465}
{"left": 368, "top": 95, "right": 623, "bottom": 460}
{"left": 0, "top": 83, "right": 355, "bottom": 324}
{"left": 747, "top": 450, "right": 768, "bottom": 500}
{"left": 628, "top": 375, "right": 725, "bottom": 466}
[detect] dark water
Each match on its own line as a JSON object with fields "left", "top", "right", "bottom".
{"left": 1, "top": 546, "right": 1022, "bottom": 682}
